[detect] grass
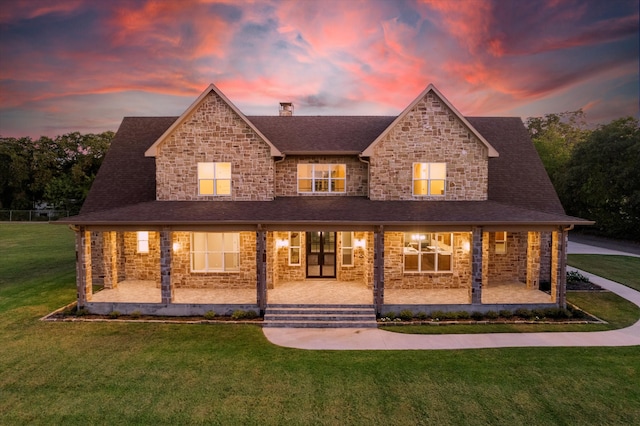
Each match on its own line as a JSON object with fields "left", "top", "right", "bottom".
{"left": 1, "top": 223, "right": 640, "bottom": 425}
{"left": 568, "top": 254, "right": 640, "bottom": 291}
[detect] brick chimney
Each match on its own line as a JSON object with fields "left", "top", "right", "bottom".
{"left": 279, "top": 102, "right": 293, "bottom": 117}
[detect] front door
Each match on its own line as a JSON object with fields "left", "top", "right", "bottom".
{"left": 306, "top": 231, "right": 336, "bottom": 278}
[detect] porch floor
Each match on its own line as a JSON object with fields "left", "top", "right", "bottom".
{"left": 89, "top": 280, "right": 553, "bottom": 305}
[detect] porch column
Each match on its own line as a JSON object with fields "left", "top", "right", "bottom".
{"left": 76, "top": 227, "right": 93, "bottom": 307}
{"left": 471, "top": 226, "right": 483, "bottom": 304}
{"left": 159, "top": 228, "right": 173, "bottom": 304}
{"left": 373, "top": 225, "right": 384, "bottom": 315}
{"left": 102, "top": 231, "right": 118, "bottom": 289}
{"left": 116, "top": 232, "right": 126, "bottom": 282}
{"left": 552, "top": 227, "right": 568, "bottom": 308}
{"left": 526, "top": 232, "right": 541, "bottom": 289}
{"left": 256, "top": 226, "right": 267, "bottom": 312}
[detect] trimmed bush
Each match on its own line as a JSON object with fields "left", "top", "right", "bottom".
{"left": 499, "top": 310, "right": 513, "bottom": 319}
{"left": 204, "top": 310, "right": 216, "bottom": 320}
{"left": 485, "top": 310, "right": 499, "bottom": 320}
{"left": 471, "top": 311, "right": 484, "bottom": 321}
{"left": 108, "top": 311, "right": 121, "bottom": 319}
{"left": 398, "top": 310, "right": 414, "bottom": 321}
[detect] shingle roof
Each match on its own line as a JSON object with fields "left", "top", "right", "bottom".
{"left": 70, "top": 113, "right": 585, "bottom": 226}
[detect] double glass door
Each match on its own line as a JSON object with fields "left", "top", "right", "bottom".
{"left": 306, "top": 232, "right": 336, "bottom": 278}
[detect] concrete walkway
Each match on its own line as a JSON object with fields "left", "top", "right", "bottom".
{"left": 263, "top": 242, "right": 640, "bottom": 350}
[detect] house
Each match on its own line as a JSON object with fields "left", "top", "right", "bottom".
{"left": 57, "top": 83, "right": 591, "bottom": 323}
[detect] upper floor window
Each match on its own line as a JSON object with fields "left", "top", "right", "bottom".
{"left": 198, "top": 162, "right": 231, "bottom": 196}
{"left": 297, "top": 164, "right": 346, "bottom": 193}
{"left": 191, "top": 232, "right": 239, "bottom": 272}
{"left": 413, "top": 162, "right": 446, "bottom": 196}
{"left": 403, "top": 232, "right": 452, "bottom": 272}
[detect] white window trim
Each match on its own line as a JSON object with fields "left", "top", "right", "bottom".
{"left": 137, "top": 231, "right": 149, "bottom": 254}
{"left": 341, "top": 232, "right": 354, "bottom": 267}
{"left": 297, "top": 164, "right": 346, "bottom": 194}
{"left": 403, "top": 232, "right": 453, "bottom": 273}
{"left": 288, "top": 232, "right": 301, "bottom": 266}
{"left": 190, "top": 232, "right": 240, "bottom": 272}
{"left": 495, "top": 231, "right": 507, "bottom": 255}
{"left": 412, "top": 162, "right": 446, "bottom": 196}
{"left": 197, "top": 162, "right": 232, "bottom": 196}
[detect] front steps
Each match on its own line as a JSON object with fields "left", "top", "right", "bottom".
{"left": 263, "top": 304, "right": 377, "bottom": 328}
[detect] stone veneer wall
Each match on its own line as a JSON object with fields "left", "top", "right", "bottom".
{"left": 155, "top": 91, "right": 274, "bottom": 201}
{"left": 123, "top": 231, "right": 161, "bottom": 282}
{"left": 272, "top": 231, "right": 306, "bottom": 284}
{"left": 90, "top": 231, "right": 104, "bottom": 286}
{"left": 383, "top": 232, "right": 472, "bottom": 289}
{"left": 368, "top": 92, "right": 488, "bottom": 201}
{"left": 275, "top": 156, "right": 368, "bottom": 196}
{"left": 539, "top": 232, "right": 552, "bottom": 284}
{"left": 486, "top": 232, "right": 526, "bottom": 285}
{"left": 336, "top": 231, "right": 371, "bottom": 286}
{"left": 170, "top": 231, "right": 256, "bottom": 289}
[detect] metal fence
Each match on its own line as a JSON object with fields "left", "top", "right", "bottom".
{"left": 0, "top": 210, "right": 71, "bottom": 222}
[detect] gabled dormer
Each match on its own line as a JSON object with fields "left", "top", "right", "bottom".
{"left": 145, "top": 84, "right": 281, "bottom": 201}
{"left": 362, "top": 84, "right": 499, "bottom": 201}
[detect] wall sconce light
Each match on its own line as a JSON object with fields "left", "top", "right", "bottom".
{"left": 354, "top": 238, "right": 366, "bottom": 249}
{"left": 276, "top": 239, "right": 289, "bottom": 249}
{"left": 462, "top": 241, "right": 470, "bottom": 252}
{"left": 173, "top": 242, "right": 181, "bottom": 252}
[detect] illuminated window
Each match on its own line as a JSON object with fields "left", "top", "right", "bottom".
{"left": 403, "top": 232, "right": 452, "bottom": 272}
{"left": 413, "top": 163, "right": 446, "bottom": 196}
{"left": 137, "top": 231, "right": 149, "bottom": 254}
{"left": 495, "top": 231, "right": 507, "bottom": 254}
{"left": 191, "top": 232, "right": 239, "bottom": 272}
{"left": 297, "top": 164, "right": 346, "bottom": 193}
{"left": 289, "top": 232, "right": 301, "bottom": 266}
{"left": 198, "top": 162, "right": 231, "bottom": 195}
{"left": 341, "top": 232, "right": 354, "bottom": 266}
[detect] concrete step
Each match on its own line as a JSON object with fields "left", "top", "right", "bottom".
{"left": 263, "top": 304, "right": 377, "bottom": 328}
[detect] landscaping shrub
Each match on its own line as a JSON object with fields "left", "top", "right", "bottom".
{"left": 567, "top": 270, "right": 590, "bottom": 284}
{"left": 384, "top": 311, "right": 396, "bottom": 320}
{"left": 108, "top": 311, "right": 121, "bottom": 319}
{"left": 204, "top": 310, "right": 216, "bottom": 320}
{"left": 471, "top": 311, "right": 484, "bottom": 321}
{"left": 456, "top": 311, "right": 471, "bottom": 320}
{"left": 398, "top": 310, "right": 414, "bottom": 321}
{"left": 416, "top": 311, "right": 428, "bottom": 320}
{"left": 515, "top": 308, "right": 534, "bottom": 319}
{"left": 499, "top": 310, "right": 513, "bottom": 319}
{"left": 130, "top": 310, "right": 142, "bottom": 319}
{"left": 485, "top": 310, "right": 499, "bottom": 320}
{"left": 430, "top": 310, "right": 445, "bottom": 320}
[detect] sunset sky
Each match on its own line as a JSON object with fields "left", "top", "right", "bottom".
{"left": 1, "top": 0, "right": 638, "bottom": 138}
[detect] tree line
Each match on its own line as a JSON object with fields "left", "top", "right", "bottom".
{"left": 526, "top": 113, "right": 639, "bottom": 241}
{"left": 0, "top": 132, "right": 114, "bottom": 214}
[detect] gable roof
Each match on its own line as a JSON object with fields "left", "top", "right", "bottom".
{"left": 361, "top": 84, "right": 499, "bottom": 157}
{"left": 144, "top": 83, "right": 282, "bottom": 157}
{"left": 247, "top": 116, "right": 395, "bottom": 154}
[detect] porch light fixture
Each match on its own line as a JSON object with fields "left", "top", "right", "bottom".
{"left": 462, "top": 241, "right": 470, "bottom": 252}
{"left": 173, "top": 242, "right": 181, "bottom": 252}
{"left": 354, "top": 238, "right": 366, "bottom": 249}
{"left": 276, "top": 239, "right": 289, "bottom": 249}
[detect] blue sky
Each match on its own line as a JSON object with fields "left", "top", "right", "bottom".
{"left": 0, "top": 0, "right": 638, "bottom": 138}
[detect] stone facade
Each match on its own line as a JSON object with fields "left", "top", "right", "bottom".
{"left": 486, "top": 232, "right": 526, "bottom": 285}
{"left": 123, "top": 231, "right": 161, "bottom": 282}
{"left": 275, "top": 156, "right": 368, "bottom": 196}
{"left": 155, "top": 91, "right": 274, "bottom": 201}
{"left": 368, "top": 92, "right": 488, "bottom": 201}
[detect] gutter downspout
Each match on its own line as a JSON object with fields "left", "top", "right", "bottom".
{"left": 559, "top": 224, "right": 574, "bottom": 308}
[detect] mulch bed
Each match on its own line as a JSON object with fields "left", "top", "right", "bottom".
{"left": 567, "top": 280, "right": 605, "bottom": 291}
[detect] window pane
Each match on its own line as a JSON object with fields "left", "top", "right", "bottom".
{"left": 138, "top": 240, "right": 149, "bottom": 253}
{"left": 439, "top": 233, "right": 452, "bottom": 248}
{"left": 208, "top": 253, "right": 223, "bottom": 270}
{"left": 192, "top": 253, "right": 205, "bottom": 270}
{"left": 290, "top": 232, "right": 300, "bottom": 246}
{"left": 413, "top": 180, "right": 428, "bottom": 195}
{"left": 193, "top": 233, "right": 206, "bottom": 251}
{"left": 422, "top": 252, "right": 436, "bottom": 271}
{"left": 216, "top": 179, "right": 231, "bottom": 195}
{"left": 430, "top": 179, "right": 445, "bottom": 195}
{"left": 438, "top": 253, "right": 452, "bottom": 271}
{"left": 199, "top": 179, "right": 214, "bottom": 195}
{"left": 342, "top": 232, "right": 352, "bottom": 247}
{"left": 290, "top": 248, "right": 300, "bottom": 265}
{"left": 430, "top": 163, "right": 446, "bottom": 179}
{"left": 315, "top": 178, "right": 329, "bottom": 192}
{"left": 298, "top": 179, "right": 312, "bottom": 192}
{"left": 332, "top": 179, "right": 345, "bottom": 192}
{"left": 223, "top": 233, "right": 238, "bottom": 252}
{"left": 208, "top": 233, "right": 223, "bottom": 250}
{"left": 314, "top": 164, "right": 329, "bottom": 178}
{"left": 332, "top": 164, "right": 346, "bottom": 178}
{"left": 198, "top": 162, "right": 215, "bottom": 179}
{"left": 224, "top": 253, "right": 239, "bottom": 270}
{"left": 215, "top": 162, "right": 231, "bottom": 179}
{"left": 405, "top": 254, "right": 419, "bottom": 271}
{"left": 414, "top": 163, "right": 428, "bottom": 179}
{"left": 342, "top": 248, "right": 353, "bottom": 266}
{"left": 297, "top": 164, "right": 313, "bottom": 178}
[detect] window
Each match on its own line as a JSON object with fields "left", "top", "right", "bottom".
{"left": 341, "top": 232, "right": 354, "bottom": 266}
{"left": 289, "top": 232, "right": 301, "bottom": 266}
{"left": 297, "top": 164, "right": 346, "bottom": 193}
{"left": 191, "top": 232, "right": 239, "bottom": 272}
{"left": 198, "top": 162, "right": 231, "bottom": 195}
{"left": 137, "top": 231, "right": 149, "bottom": 253}
{"left": 413, "top": 162, "right": 446, "bottom": 196}
{"left": 495, "top": 231, "right": 507, "bottom": 254}
{"left": 403, "top": 232, "right": 452, "bottom": 272}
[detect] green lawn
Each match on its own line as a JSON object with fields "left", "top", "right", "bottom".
{"left": 1, "top": 224, "right": 640, "bottom": 425}
{"left": 568, "top": 254, "right": 640, "bottom": 291}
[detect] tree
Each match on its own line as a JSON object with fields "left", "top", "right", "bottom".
{"left": 526, "top": 110, "right": 589, "bottom": 189}
{"left": 561, "top": 117, "right": 640, "bottom": 240}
